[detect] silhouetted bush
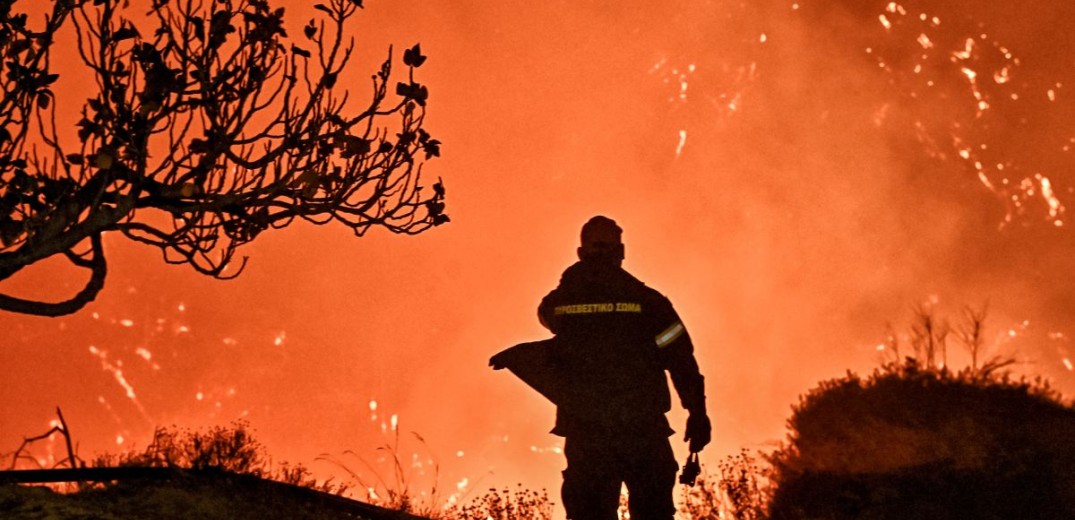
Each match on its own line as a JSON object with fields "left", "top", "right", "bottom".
{"left": 445, "top": 484, "right": 553, "bottom": 520}
{"left": 768, "top": 358, "right": 1075, "bottom": 519}
{"left": 93, "top": 421, "right": 345, "bottom": 495}
{"left": 679, "top": 450, "right": 769, "bottom": 519}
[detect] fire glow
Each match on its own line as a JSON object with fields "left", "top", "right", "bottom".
{"left": 3, "top": 1, "right": 1075, "bottom": 515}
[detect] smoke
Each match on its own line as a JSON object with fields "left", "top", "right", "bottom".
{"left": 3, "top": 0, "right": 1075, "bottom": 512}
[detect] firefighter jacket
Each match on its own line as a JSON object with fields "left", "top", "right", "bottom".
{"left": 538, "top": 260, "right": 706, "bottom": 438}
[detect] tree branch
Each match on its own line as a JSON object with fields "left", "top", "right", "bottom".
{"left": 0, "top": 233, "right": 106, "bottom": 316}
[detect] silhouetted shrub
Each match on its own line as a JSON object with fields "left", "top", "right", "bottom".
{"left": 679, "top": 450, "right": 770, "bottom": 520}
{"left": 93, "top": 421, "right": 345, "bottom": 495}
{"left": 768, "top": 358, "right": 1075, "bottom": 519}
{"left": 445, "top": 484, "right": 553, "bottom": 520}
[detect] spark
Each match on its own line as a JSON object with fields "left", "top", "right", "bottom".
{"left": 879, "top": 14, "right": 892, "bottom": 31}
{"left": 274, "top": 331, "right": 286, "bottom": 346}
{"left": 456, "top": 477, "right": 469, "bottom": 491}
{"left": 728, "top": 93, "right": 741, "bottom": 111}
{"left": 648, "top": 56, "right": 667, "bottom": 74}
{"left": 530, "top": 444, "right": 564, "bottom": 455}
{"left": 1064, "top": 358, "right": 1073, "bottom": 371}
{"left": 953, "top": 38, "right": 975, "bottom": 60}
{"left": 1048, "top": 89, "right": 1057, "bottom": 102}
{"left": 178, "top": 302, "right": 186, "bottom": 312}
{"left": 993, "top": 67, "right": 1010, "bottom": 84}
{"left": 119, "top": 319, "right": 134, "bottom": 327}
{"left": 223, "top": 337, "right": 237, "bottom": 346}
{"left": 759, "top": 33, "right": 767, "bottom": 43}
{"left": 456, "top": 450, "right": 465, "bottom": 457}
{"left": 916, "top": 34, "right": 933, "bottom": 49}
{"left": 1040, "top": 176, "right": 1064, "bottom": 221}
{"left": 196, "top": 392, "right": 204, "bottom": 401}
{"left": 116, "top": 435, "right": 125, "bottom": 445}
{"left": 135, "top": 348, "right": 152, "bottom": 361}
{"left": 957, "top": 67, "right": 989, "bottom": 115}
{"left": 390, "top": 414, "right": 399, "bottom": 431}
{"left": 675, "top": 130, "right": 687, "bottom": 157}
{"left": 88, "top": 346, "right": 139, "bottom": 401}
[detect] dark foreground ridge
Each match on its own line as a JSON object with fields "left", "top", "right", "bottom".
{"left": 0, "top": 467, "right": 427, "bottom": 520}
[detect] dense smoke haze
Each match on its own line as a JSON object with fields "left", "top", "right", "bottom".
{"left": 3, "top": 0, "right": 1075, "bottom": 512}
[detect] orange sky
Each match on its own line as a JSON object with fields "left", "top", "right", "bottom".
{"left": 4, "top": 0, "right": 1075, "bottom": 514}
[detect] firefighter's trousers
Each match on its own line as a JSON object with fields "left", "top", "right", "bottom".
{"left": 561, "top": 432, "right": 678, "bottom": 520}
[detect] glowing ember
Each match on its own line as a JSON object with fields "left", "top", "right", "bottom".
{"left": 675, "top": 130, "right": 687, "bottom": 157}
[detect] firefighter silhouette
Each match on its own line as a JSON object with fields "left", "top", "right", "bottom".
{"left": 492, "top": 215, "right": 710, "bottom": 520}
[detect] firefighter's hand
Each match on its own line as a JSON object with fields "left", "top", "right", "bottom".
{"left": 489, "top": 353, "right": 506, "bottom": 370}
{"left": 684, "top": 413, "right": 711, "bottom": 452}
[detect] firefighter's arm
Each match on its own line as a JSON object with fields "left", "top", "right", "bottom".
{"left": 660, "top": 327, "right": 707, "bottom": 415}
{"left": 667, "top": 340, "right": 711, "bottom": 452}
{"left": 655, "top": 303, "right": 710, "bottom": 451}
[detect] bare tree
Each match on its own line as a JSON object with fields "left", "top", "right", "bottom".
{"left": 0, "top": 0, "right": 447, "bottom": 316}
{"left": 957, "top": 304, "right": 988, "bottom": 372}
{"left": 910, "top": 304, "right": 949, "bottom": 369}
